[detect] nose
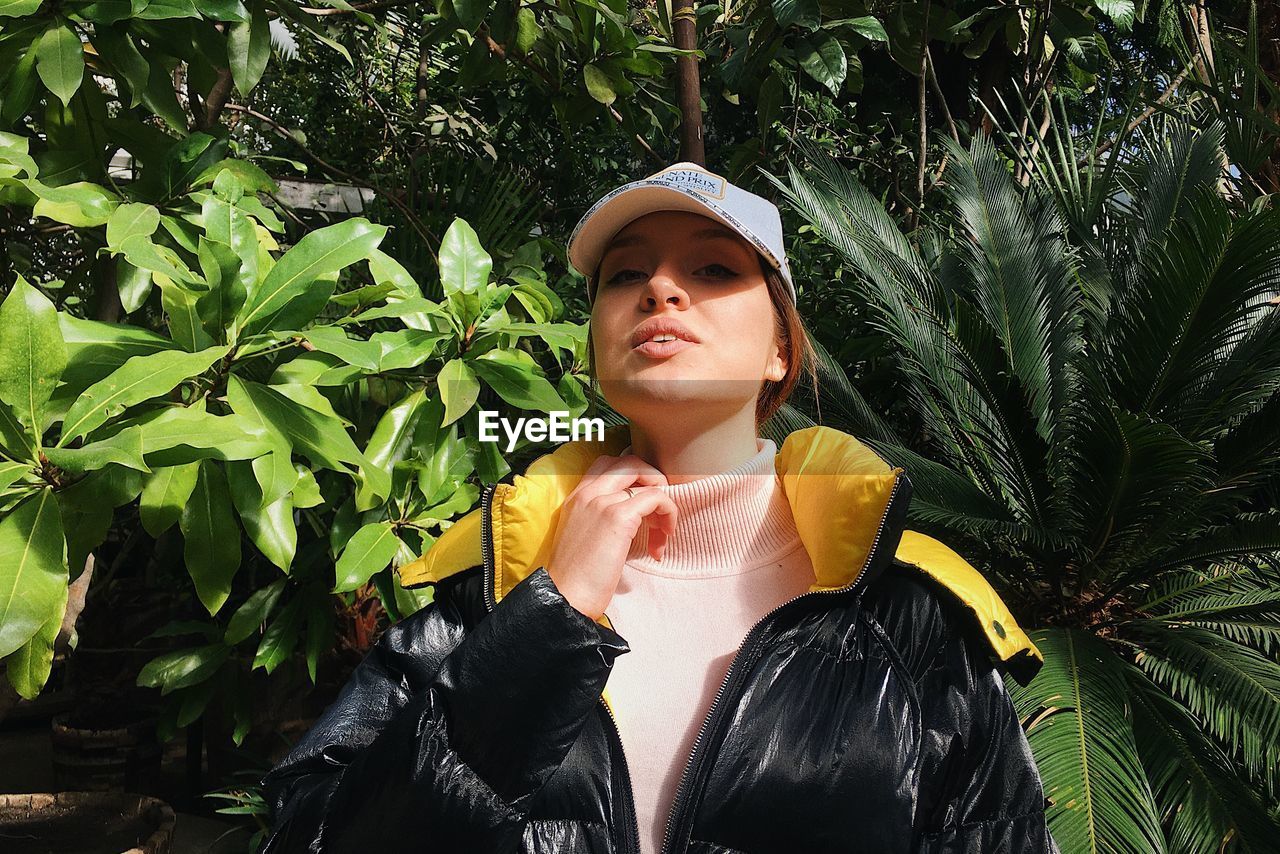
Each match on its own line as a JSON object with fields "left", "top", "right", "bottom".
{"left": 640, "top": 264, "right": 688, "bottom": 309}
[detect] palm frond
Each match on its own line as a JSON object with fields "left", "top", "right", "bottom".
{"left": 1127, "top": 667, "right": 1280, "bottom": 853}
{"left": 1012, "top": 629, "right": 1167, "bottom": 854}
{"left": 1134, "top": 625, "right": 1280, "bottom": 789}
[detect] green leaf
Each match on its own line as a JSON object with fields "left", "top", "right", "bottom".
{"left": 0, "top": 459, "right": 34, "bottom": 491}
{"left": 134, "top": 406, "right": 271, "bottom": 465}
{"left": 60, "top": 345, "right": 227, "bottom": 443}
{"left": 139, "top": 461, "right": 200, "bottom": 537}
{"left": 56, "top": 465, "right": 142, "bottom": 575}
{"left": 583, "top": 63, "right": 616, "bottom": 105}
{"left": 827, "top": 15, "right": 888, "bottom": 41}
{"left": 237, "top": 218, "right": 386, "bottom": 335}
{"left": 0, "top": 276, "right": 67, "bottom": 438}
{"left": 365, "top": 388, "right": 428, "bottom": 474}
{"left": 137, "top": 644, "right": 230, "bottom": 695}
{"left": 514, "top": 7, "right": 540, "bottom": 52}
{"left": 0, "top": 489, "right": 67, "bottom": 659}
{"left": 253, "top": 597, "right": 302, "bottom": 674}
{"left": 437, "top": 218, "right": 492, "bottom": 296}
{"left": 58, "top": 314, "right": 177, "bottom": 392}
{"left": 226, "top": 376, "right": 360, "bottom": 474}
{"left": 6, "top": 584, "right": 67, "bottom": 700}
{"left": 471, "top": 349, "right": 567, "bottom": 411}
{"left": 224, "top": 578, "right": 285, "bottom": 645}
{"left": 117, "top": 259, "right": 154, "bottom": 315}
{"left": 106, "top": 203, "right": 161, "bottom": 250}
{"left": 43, "top": 424, "right": 149, "bottom": 474}
{"left": 226, "top": 459, "right": 296, "bottom": 572}
{"left": 451, "top": 0, "right": 490, "bottom": 31}
{"left": 0, "top": 0, "right": 44, "bottom": 16}
{"left": 1012, "top": 629, "right": 1166, "bottom": 854}
{"left": 34, "top": 24, "right": 84, "bottom": 106}
{"left": 119, "top": 234, "right": 200, "bottom": 284}
{"left": 179, "top": 461, "right": 241, "bottom": 615}
{"left": 773, "top": 0, "right": 819, "bottom": 30}
{"left": 29, "top": 180, "right": 117, "bottom": 227}
{"left": 796, "top": 32, "right": 846, "bottom": 95}
{"left": 439, "top": 358, "right": 480, "bottom": 427}
{"left": 333, "top": 521, "right": 400, "bottom": 593}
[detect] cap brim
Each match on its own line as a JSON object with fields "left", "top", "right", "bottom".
{"left": 568, "top": 185, "right": 792, "bottom": 302}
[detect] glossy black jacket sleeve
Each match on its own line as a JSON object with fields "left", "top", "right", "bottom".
{"left": 257, "top": 565, "right": 630, "bottom": 854}
{"left": 912, "top": 610, "right": 1059, "bottom": 853}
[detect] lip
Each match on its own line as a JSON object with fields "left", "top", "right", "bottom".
{"left": 629, "top": 318, "right": 701, "bottom": 350}
{"left": 634, "top": 338, "right": 697, "bottom": 358}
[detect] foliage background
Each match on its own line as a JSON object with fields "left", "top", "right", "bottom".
{"left": 1, "top": 0, "right": 1278, "bottom": 850}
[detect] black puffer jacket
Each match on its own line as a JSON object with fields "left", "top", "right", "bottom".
{"left": 260, "top": 426, "right": 1058, "bottom": 853}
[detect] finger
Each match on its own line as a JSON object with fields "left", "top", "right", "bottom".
{"left": 576, "top": 456, "right": 668, "bottom": 500}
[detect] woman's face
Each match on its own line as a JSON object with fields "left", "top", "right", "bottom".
{"left": 589, "top": 209, "right": 786, "bottom": 422}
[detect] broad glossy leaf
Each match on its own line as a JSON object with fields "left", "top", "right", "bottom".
{"left": 6, "top": 583, "right": 67, "bottom": 700}
{"left": 227, "top": 4, "right": 270, "bottom": 96}
{"left": 226, "top": 376, "right": 361, "bottom": 474}
{"left": 60, "top": 344, "right": 228, "bottom": 442}
{"left": 583, "top": 63, "right": 616, "bottom": 105}
{"left": 439, "top": 358, "right": 479, "bottom": 427}
{"left": 237, "top": 218, "right": 386, "bottom": 335}
{"left": 471, "top": 349, "right": 567, "bottom": 411}
{"left": 0, "top": 489, "right": 67, "bottom": 659}
{"left": 56, "top": 465, "right": 142, "bottom": 575}
{"left": 137, "top": 644, "right": 230, "bottom": 694}
{"left": 253, "top": 597, "right": 301, "bottom": 674}
{"left": 438, "top": 218, "right": 492, "bottom": 296}
{"left": 34, "top": 24, "right": 83, "bottom": 106}
{"left": 29, "top": 180, "right": 116, "bottom": 226}
{"left": 773, "top": 0, "right": 819, "bottom": 29}
{"left": 0, "top": 401, "right": 36, "bottom": 463}
{"left": 0, "top": 0, "right": 43, "bottom": 16}
{"left": 333, "top": 521, "right": 400, "bottom": 593}
{"left": 365, "top": 388, "right": 428, "bottom": 473}
{"left": 226, "top": 459, "right": 296, "bottom": 572}
{"left": 43, "top": 424, "right": 149, "bottom": 474}
{"left": 179, "top": 460, "right": 241, "bottom": 615}
{"left": 796, "top": 32, "right": 846, "bottom": 95}
{"left": 58, "top": 314, "right": 176, "bottom": 392}
{"left": 117, "top": 258, "right": 154, "bottom": 314}
{"left": 224, "top": 577, "right": 285, "bottom": 645}
{"left": 139, "top": 460, "right": 200, "bottom": 537}
{"left": 134, "top": 405, "right": 272, "bottom": 465}
{"left": 0, "top": 276, "right": 66, "bottom": 436}
{"left": 106, "top": 203, "right": 161, "bottom": 250}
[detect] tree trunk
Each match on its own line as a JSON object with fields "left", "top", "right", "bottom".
{"left": 672, "top": 0, "right": 703, "bottom": 165}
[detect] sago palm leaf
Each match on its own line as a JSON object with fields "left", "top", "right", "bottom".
{"left": 1012, "top": 629, "right": 1166, "bottom": 854}
{"left": 1133, "top": 624, "right": 1280, "bottom": 790}
{"left": 1127, "top": 667, "right": 1278, "bottom": 853}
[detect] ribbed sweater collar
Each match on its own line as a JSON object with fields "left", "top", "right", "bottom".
{"left": 620, "top": 437, "right": 801, "bottom": 578}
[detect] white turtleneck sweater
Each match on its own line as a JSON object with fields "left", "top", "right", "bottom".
{"left": 603, "top": 437, "right": 816, "bottom": 854}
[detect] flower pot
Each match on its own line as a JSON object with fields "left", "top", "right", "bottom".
{"left": 50, "top": 710, "right": 161, "bottom": 793}
{"left": 0, "top": 791, "right": 174, "bottom": 854}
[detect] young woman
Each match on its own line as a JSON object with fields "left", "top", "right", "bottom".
{"left": 259, "top": 163, "right": 1058, "bottom": 854}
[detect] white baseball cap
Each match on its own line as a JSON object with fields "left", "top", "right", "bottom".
{"left": 567, "top": 161, "right": 797, "bottom": 304}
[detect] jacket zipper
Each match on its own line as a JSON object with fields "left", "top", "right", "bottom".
{"left": 479, "top": 481, "right": 643, "bottom": 854}
{"left": 658, "top": 473, "right": 906, "bottom": 854}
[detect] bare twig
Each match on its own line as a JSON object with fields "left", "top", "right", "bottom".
{"left": 222, "top": 103, "right": 438, "bottom": 246}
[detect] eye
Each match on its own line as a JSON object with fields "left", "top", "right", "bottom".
{"left": 696, "top": 263, "right": 737, "bottom": 277}
{"left": 605, "top": 268, "right": 646, "bottom": 285}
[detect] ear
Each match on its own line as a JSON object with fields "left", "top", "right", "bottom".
{"left": 764, "top": 341, "right": 787, "bottom": 383}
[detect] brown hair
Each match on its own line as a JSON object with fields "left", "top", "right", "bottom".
{"left": 584, "top": 253, "right": 818, "bottom": 428}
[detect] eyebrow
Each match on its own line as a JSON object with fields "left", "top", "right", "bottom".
{"left": 602, "top": 225, "right": 745, "bottom": 257}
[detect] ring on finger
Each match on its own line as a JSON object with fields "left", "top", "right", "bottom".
{"left": 624, "top": 487, "right": 637, "bottom": 499}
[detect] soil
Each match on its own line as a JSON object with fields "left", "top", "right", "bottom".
{"left": 0, "top": 800, "right": 158, "bottom": 854}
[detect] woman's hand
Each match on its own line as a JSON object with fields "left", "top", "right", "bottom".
{"left": 545, "top": 454, "right": 678, "bottom": 620}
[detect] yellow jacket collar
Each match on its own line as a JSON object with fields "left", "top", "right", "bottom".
{"left": 399, "top": 424, "right": 1042, "bottom": 676}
